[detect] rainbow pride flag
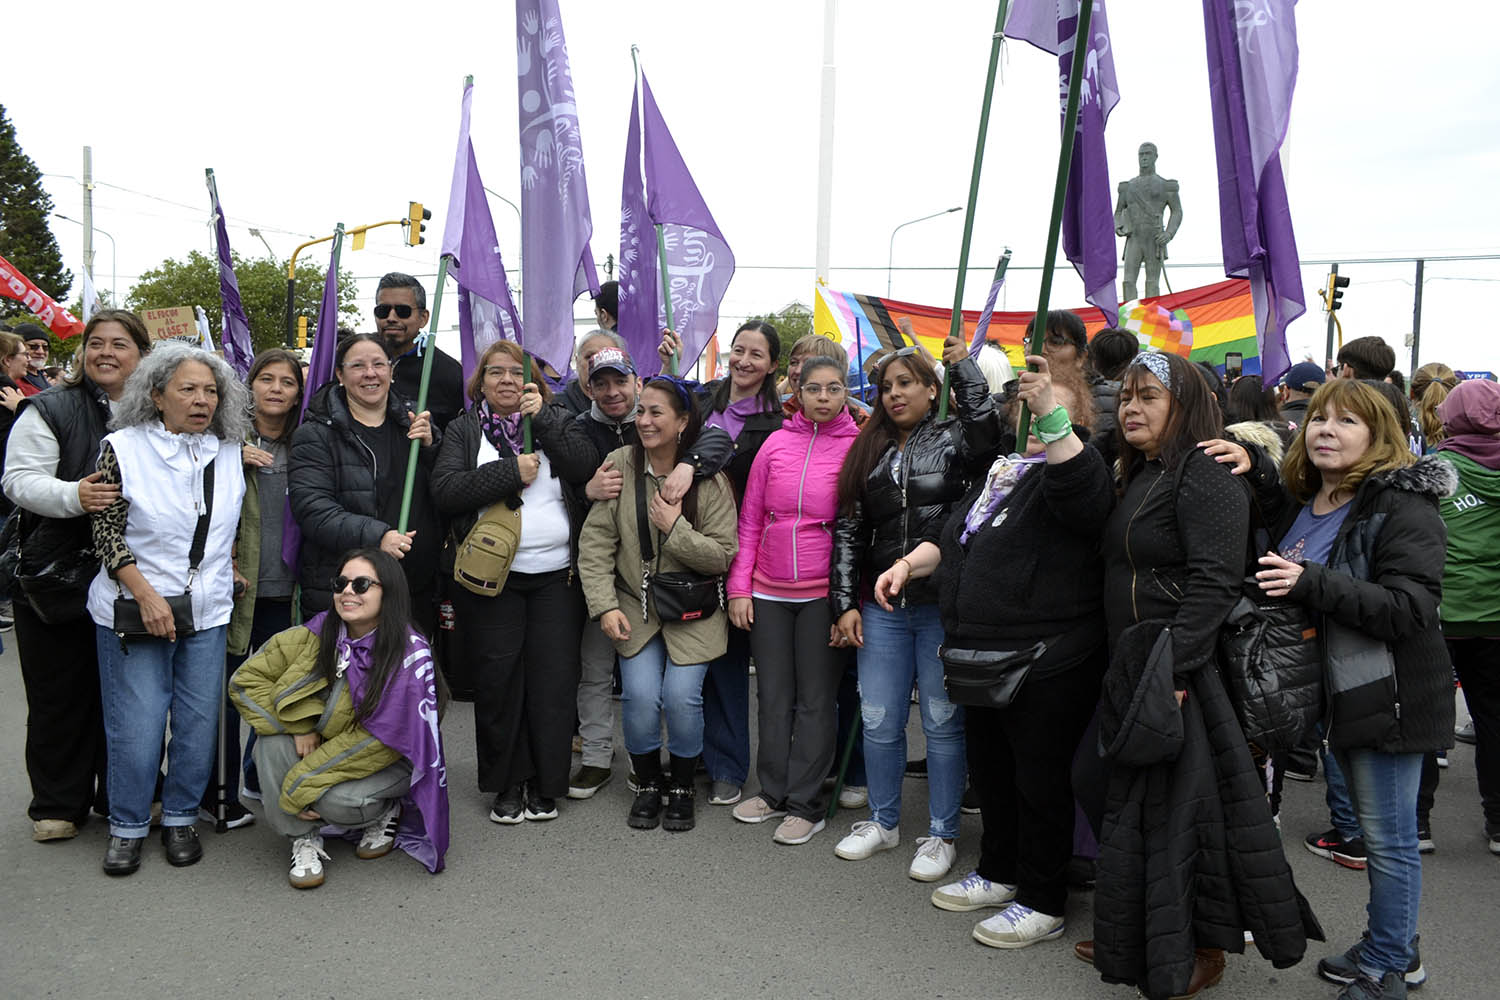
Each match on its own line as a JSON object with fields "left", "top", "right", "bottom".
{"left": 813, "top": 278, "right": 1261, "bottom": 375}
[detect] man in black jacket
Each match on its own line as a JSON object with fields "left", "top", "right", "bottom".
{"left": 1278, "top": 361, "right": 1326, "bottom": 429}
{"left": 377, "top": 272, "right": 465, "bottom": 432}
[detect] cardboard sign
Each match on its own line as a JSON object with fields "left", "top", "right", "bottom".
{"left": 141, "top": 307, "right": 199, "bottom": 341}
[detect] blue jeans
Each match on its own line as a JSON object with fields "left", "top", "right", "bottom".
{"left": 620, "top": 635, "right": 709, "bottom": 759}
{"left": 701, "top": 627, "right": 750, "bottom": 784}
{"left": 1334, "top": 748, "right": 1423, "bottom": 979}
{"left": 96, "top": 625, "right": 228, "bottom": 838}
{"left": 856, "top": 602, "right": 965, "bottom": 839}
{"left": 1320, "top": 727, "right": 1364, "bottom": 840}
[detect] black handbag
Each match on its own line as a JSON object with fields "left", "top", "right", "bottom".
{"left": 1218, "top": 576, "right": 1323, "bottom": 751}
{"left": 939, "top": 641, "right": 1048, "bottom": 709}
{"left": 634, "top": 472, "right": 721, "bottom": 623}
{"left": 112, "top": 462, "right": 214, "bottom": 641}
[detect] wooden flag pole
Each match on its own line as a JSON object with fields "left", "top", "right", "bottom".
{"left": 937, "top": 0, "right": 1010, "bottom": 421}
{"left": 1015, "top": 0, "right": 1094, "bottom": 447}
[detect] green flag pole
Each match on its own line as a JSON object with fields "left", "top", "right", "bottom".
{"left": 522, "top": 353, "right": 534, "bottom": 453}
{"left": 397, "top": 254, "right": 450, "bottom": 534}
{"left": 936, "top": 0, "right": 1010, "bottom": 421}
{"left": 1015, "top": 1, "right": 1095, "bottom": 447}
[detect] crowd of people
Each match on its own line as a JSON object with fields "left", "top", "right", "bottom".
{"left": 5, "top": 275, "right": 1497, "bottom": 1000}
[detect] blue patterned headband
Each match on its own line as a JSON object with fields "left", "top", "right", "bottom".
{"left": 645, "top": 375, "right": 694, "bottom": 410}
{"left": 1127, "top": 351, "right": 1174, "bottom": 394}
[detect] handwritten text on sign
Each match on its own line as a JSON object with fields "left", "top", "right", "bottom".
{"left": 141, "top": 307, "right": 197, "bottom": 340}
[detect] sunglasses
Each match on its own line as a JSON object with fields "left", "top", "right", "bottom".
{"left": 373, "top": 304, "right": 414, "bottom": 320}
{"left": 332, "top": 575, "right": 382, "bottom": 595}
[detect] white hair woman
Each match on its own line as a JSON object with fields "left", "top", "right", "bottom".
{"left": 87, "top": 339, "right": 249, "bottom": 876}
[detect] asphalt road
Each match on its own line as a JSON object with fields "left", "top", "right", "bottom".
{"left": 2, "top": 639, "right": 1495, "bottom": 999}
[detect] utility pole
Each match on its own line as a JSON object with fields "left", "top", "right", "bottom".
{"left": 81, "top": 146, "right": 95, "bottom": 280}
{"left": 813, "top": 0, "right": 837, "bottom": 283}
{"left": 1410, "top": 258, "right": 1424, "bottom": 377}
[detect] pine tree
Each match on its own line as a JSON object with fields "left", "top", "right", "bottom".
{"left": 0, "top": 104, "right": 72, "bottom": 317}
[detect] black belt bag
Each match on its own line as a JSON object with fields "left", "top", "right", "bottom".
{"left": 939, "top": 640, "right": 1048, "bottom": 709}
{"left": 113, "top": 462, "right": 214, "bottom": 642}
{"left": 635, "top": 472, "right": 722, "bottom": 624}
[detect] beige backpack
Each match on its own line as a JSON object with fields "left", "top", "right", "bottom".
{"left": 452, "top": 501, "right": 522, "bottom": 596}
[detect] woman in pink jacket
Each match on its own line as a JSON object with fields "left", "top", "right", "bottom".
{"left": 727, "top": 356, "right": 860, "bottom": 845}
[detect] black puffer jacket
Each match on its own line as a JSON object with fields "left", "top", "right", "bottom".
{"left": 1094, "top": 619, "right": 1321, "bottom": 1000}
{"left": 430, "top": 402, "right": 597, "bottom": 564}
{"left": 572, "top": 404, "right": 736, "bottom": 502}
{"left": 693, "top": 381, "right": 786, "bottom": 501}
{"left": 1245, "top": 451, "right": 1458, "bottom": 753}
{"left": 831, "top": 358, "right": 1000, "bottom": 616}
{"left": 289, "top": 387, "right": 443, "bottom": 611}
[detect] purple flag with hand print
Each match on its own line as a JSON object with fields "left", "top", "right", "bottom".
{"left": 442, "top": 79, "right": 522, "bottom": 386}
{"left": 205, "top": 170, "right": 254, "bottom": 379}
{"left": 517, "top": 0, "right": 598, "bottom": 375}
{"left": 1202, "top": 0, "right": 1303, "bottom": 385}
{"left": 1007, "top": 0, "right": 1120, "bottom": 324}
{"left": 617, "top": 73, "right": 736, "bottom": 378}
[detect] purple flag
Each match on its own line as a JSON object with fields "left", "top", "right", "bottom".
{"left": 205, "top": 170, "right": 254, "bottom": 379}
{"left": 618, "top": 74, "right": 736, "bottom": 378}
{"left": 1202, "top": 0, "right": 1303, "bottom": 385}
{"left": 969, "top": 251, "right": 1013, "bottom": 358}
{"left": 442, "top": 80, "right": 522, "bottom": 387}
{"left": 1008, "top": 0, "right": 1120, "bottom": 324}
{"left": 283, "top": 233, "right": 343, "bottom": 573}
{"left": 517, "top": 0, "right": 599, "bottom": 375}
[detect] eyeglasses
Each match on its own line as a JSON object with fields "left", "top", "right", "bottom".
{"left": 332, "top": 576, "right": 382, "bottom": 595}
{"left": 801, "top": 382, "right": 846, "bottom": 397}
{"left": 342, "top": 360, "right": 390, "bottom": 375}
{"left": 483, "top": 365, "right": 526, "bottom": 380}
{"left": 373, "top": 303, "right": 414, "bottom": 320}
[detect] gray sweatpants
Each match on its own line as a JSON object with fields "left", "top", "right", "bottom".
{"left": 253, "top": 734, "right": 412, "bottom": 839}
{"left": 576, "top": 623, "right": 617, "bottom": 768}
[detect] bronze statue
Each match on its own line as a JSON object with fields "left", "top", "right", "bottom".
{"left": 1115, "top": 142, "right": 1182, "bottom": 301}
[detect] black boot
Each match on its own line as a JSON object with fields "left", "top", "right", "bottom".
{"left": 627, "top": 752, "right": 663, "bottom": 830}
{"left": 662, "top": 754, "right": 697, "bottom": 832}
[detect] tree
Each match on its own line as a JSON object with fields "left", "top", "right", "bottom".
{"left": 745, "top": 300, "right": 813, "bottom": 378}
{"left": 0, "top": 104, "right": 73, "bottom": 318}
{"left": 127, "top": 250, "right": 360, "bottom": 356}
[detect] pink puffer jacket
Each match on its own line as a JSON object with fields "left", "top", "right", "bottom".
{"left": 727, "top": 408, "right": 859, "bottom": 601}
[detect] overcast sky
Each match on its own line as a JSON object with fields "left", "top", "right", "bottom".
{"left": 7, "top": 0, "right": 1498, "bottom": 373}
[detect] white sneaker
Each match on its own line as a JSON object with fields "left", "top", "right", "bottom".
{"left": 289, "top": 834, "right": 329, "bottom": 889}
{"left": 356, "top": 801, "right": 400, "bottom": 859}
{"left": 834, "top": 820, "right": 900, "bottom": 860}
{"left": 837, "top": 784, "right": 868, "bottom": 809}
{"left": 907, "top": 836, "right": 957, "bottom": 882}
{"left": 930, "top": 871, "right": 1017, "bottom": 912}
{"left": 972, "top": 903, "right": 1065, "bottom": 949}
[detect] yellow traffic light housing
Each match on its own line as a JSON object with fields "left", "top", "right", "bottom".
{"left": 297, "top": 315, "right": 309, "bottom": 349}
{"left": 406, "top": 201, "right": 431, "bottom": 246}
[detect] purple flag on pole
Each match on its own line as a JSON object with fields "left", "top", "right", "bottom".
{"left": 1202, "top": 0, "right": 1302, "bottom": 385}
{"left": 517, "top": 0, "right": 599, "bottom": 375}
{"left": 1008, "top": 0, "right": 1120, "bottom": 324}
{"left": 205, "top": 170, "right": 254, "bottom": 379}
{"left": 283, "top": 233, "right": 343, "bottom": 573}
{"left": 442, "top": 79, "right": 522, "bottom": 386}
{"left": 969, "top": 252, "right": 1012, "bottom": 358}
{"left": 617, "top": 73, "right": 736, "bottom": 378}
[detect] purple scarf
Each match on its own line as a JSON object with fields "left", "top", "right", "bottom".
{"left": 705, "top": 395, "right": 764, "bottom": 441}
{"left": 479, "top": 400, "right": 526, "bottom": 455}
{"left": 960, "top": 454, "right": 1044, "bottom": 544}
{"left": 308, "top": 611, "right": 449, "bottom": 873}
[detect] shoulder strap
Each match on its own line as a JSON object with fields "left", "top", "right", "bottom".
{"left": 188, "top": 459, "right": 216, "bottom": 573}
{"left": 634, "top": 469, "right": 654, "bottom": 564}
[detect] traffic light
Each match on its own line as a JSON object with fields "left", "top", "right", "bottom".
{"left": 297, "top": 315, "right": 308, "bottom": 350}
{"left": 1326, "top": 272, "right": 1350, "bottom": 311}
{"left": 406, "top": 201, "right": 430, "bottom": 246}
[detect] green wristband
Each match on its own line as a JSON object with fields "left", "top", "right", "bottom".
{"left": 1034, "top": 404, "right": 1072, "bottom": 443}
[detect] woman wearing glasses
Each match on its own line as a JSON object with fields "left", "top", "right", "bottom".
{"left": 431, "top": 341, "right": 597, "bottom": 825}
{"left": 289, "top": 333, "right": 441, "bottom": 637}
{"left": 231, "top": 548, "right": 449, "bottom": 888}
{"left": 830, "top": 342, "right": 1000, "bottom": 880}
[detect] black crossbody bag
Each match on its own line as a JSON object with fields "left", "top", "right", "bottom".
{"left": 634, "top": 472, "right": 722, "bottom": 623}
{"left": 113, "top": 462, "right": 214, "bottom": 642}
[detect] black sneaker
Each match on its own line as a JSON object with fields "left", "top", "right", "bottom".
{"left": 1282, "top": 766, "right": 1317, "bottom": 782}
{"left": 1455, "top": 721, "right": 1476, "bottom": 745}
{"left": 960, "top": 785, "right": 982, "bottom": 815}
{"left": 1305, "top": 827, "right": 1367, "bottom": 869}
{"left": 905, "top": 758, "right": 928, "bottom": 778}
{"left": 628, "top": 777, "right": 663, "bottom": 829}
{"left": 488, "top": 786, "right": 524, "bottom": 825}
{"left": 161, "top": 825, "right": 204, "bottom": 867}
{"left": 524, "top": 785, "right": 558, "bottom": 822}
{"left": 102, "top": 835, "right": 144, "bottom": 876}
{"left": 1416, "top": 826, "right": 1435, "bottom": 854}
{"left": 1336, "top": 971, "right": 1411, "bottom": 1000}
{"left": 1317, "top": 930, "right": 1426, "bottom": 989}
{"left": 568, "top": 764, "right": 612, "bottom": 800}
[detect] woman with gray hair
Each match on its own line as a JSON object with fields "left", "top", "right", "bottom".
{"left": 86, "top": 340, "right": 249, "bottom": 876}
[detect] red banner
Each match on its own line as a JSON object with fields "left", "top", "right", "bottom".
{"left": 0, "top": 253, "right": 84, "bottom": 339}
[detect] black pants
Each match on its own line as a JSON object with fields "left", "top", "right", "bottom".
{"left": 453, "top": 569, "right": 581, "bottom": 800}
{"left": 16, "top": 600, "right": 107, "bottom": 823}
{"left": 969, "top": 647, "right": 1105, "bottom": 917}
{"left": 748, "top": 597, "right": 842, "bottom": 819}
{"left": 203, "top": 597, "right": 293, "bottom": 812}
{"left": 1450, "top": 637, "right": 1500, "bottom": 830}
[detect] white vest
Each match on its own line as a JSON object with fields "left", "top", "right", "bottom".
{"left": 87, "top": 422, "right": 246, "bottom": 631}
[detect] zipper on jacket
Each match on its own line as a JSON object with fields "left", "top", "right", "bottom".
{"left": 898, "top": 429, "right": 914, "bottom": 609}
{"left": 791, "top": 423, "right": 819, "bottom": 581}
{"left": 1124, "top": 466, "right": 1164, "bottom": 622}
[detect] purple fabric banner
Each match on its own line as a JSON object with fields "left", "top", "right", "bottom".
{"left": 442, "top": 80, "right": 522, "bottom": 387}
{"left": 1008, "top": 0, "right": 1121, "bottom": 324}
{"left": 617, "top": 74, "right": 736, "bottom": 378}
{"left": 517, "top": 0, "right": 599, "bottom": 375}
{"left": 969, "top": 255, "right": 1011, "bottom": 358}
{"left": 205, "top": 171, "right": 254, "bottom": 379}
{"left": 1202, "top": 0, "right": 1303, "bottom": 385}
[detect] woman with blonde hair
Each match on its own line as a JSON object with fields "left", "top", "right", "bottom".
{"left": 1410, "top": 363, "right": 1458, "bottom": 451}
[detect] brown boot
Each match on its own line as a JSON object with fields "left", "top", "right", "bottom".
{"left": 1168, "top": 948, "right": 1226, "bottom": 999}
{"left": 1074, "top": 940, "right": 1095, "bottom": 965}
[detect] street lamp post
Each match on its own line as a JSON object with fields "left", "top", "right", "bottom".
{"left": 54, "top": 213, "right": 116, "bottom": 307}
{"left": 482, "top": 186, "right": 523, "bottom": 298}
{"left": 887, "top": 206, "right": 963, "bottom": 297}
{"left": 248, "top": 228, "right": 278, "bottom": 264}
